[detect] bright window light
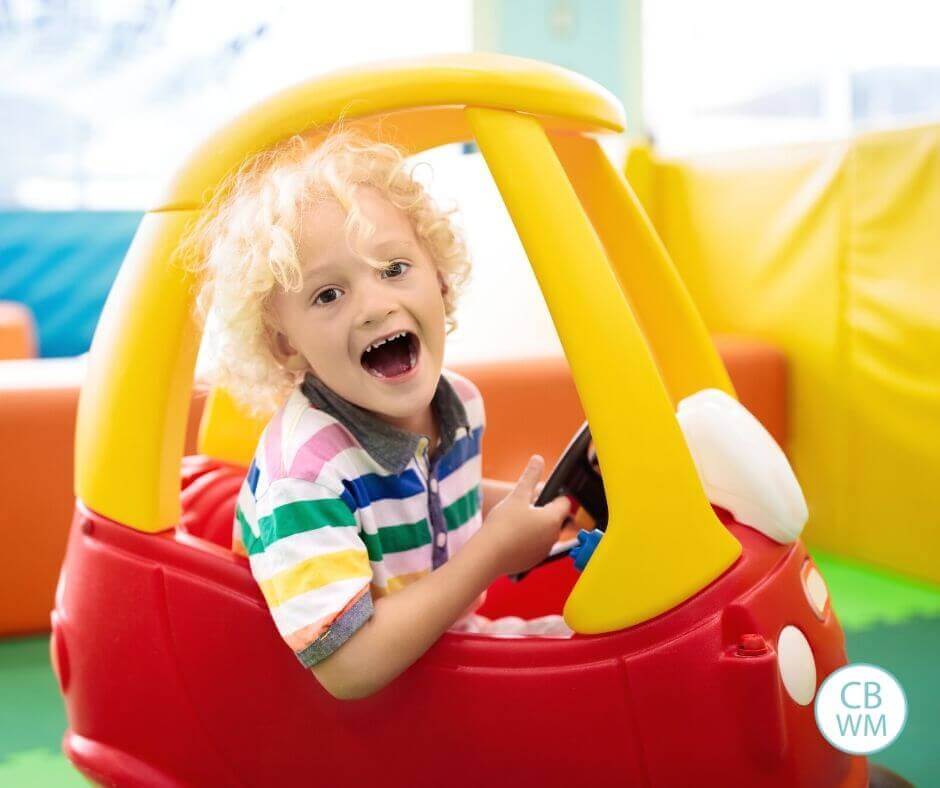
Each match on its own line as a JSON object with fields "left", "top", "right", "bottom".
{"left": 644, "top": 0, "right": 940, "bottom": 154}
{"left": 0, "top": 1, "right": 473, "bottom": 209}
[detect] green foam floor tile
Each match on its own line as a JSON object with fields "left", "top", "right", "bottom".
{"left": 0, "top": 636, "right": 69, "bottom": 760}
{"left": 0, "top": 748, "right": 86, "bottom": 786}
{"left": 811, "top": 549, "right": 940, "bottom": 631}
{"left": 844, "top": 617, "right": 940, "bottom": 786}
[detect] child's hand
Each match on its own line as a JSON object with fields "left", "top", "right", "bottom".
{"left": 479, "top": 455, "right": 571, "bottom": 576}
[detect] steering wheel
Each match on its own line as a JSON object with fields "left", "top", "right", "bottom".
{"left": 511, "top": 422, "right": 608, "bottom": 581}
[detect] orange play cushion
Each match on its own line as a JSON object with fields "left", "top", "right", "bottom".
{"left": 0, "top": 301, "right": 38, "bottom": 360}
{"left": 0, "top": 339, "right": 786, "bottom": 636}
{"left": 456, "top": 337, "right": 787, "bottom": 483}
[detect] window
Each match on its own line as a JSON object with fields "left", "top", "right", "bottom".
{"left": 643, "top": 0, "right": 940, "bottom": 154}
{"left": 0, "top": 0, "right": 473, "bottom": 209}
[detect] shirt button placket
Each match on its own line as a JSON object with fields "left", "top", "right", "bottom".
{"left": 427, "top": 466, "right": 447, "bottom": 569}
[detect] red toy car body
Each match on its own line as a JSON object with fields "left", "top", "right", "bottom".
{"left": 51, "top": 460, "right": 865, "bottom": 787}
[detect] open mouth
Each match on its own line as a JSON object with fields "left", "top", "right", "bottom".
{"left": 360, "top": 331, "right": 419, "bottom": 380}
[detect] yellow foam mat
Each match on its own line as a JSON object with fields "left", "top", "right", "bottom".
{"left": 641, "top": 124, "right": 940, "bottom": 584}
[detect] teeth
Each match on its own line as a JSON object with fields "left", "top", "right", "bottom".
{"left": 365, "top": 331, "right": 408, "bottom": 354}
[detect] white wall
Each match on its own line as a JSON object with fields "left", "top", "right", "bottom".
{"left": 424, "top": 149, "right": 565, "bottom": 365}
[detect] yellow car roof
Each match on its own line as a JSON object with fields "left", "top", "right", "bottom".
{"left": 155, "top": 52, "right": 626, "bottom": 211}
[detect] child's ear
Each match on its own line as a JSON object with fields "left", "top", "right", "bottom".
{"left": 284, "top": 354, "right": 308, "bottom": 372}
{"left": 275, "top": 332, "right": 308, "bottom": 372}
{"left": 437, "top": 271, "right": 449, "bottom": 296}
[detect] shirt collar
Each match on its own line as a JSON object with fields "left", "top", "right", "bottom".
{"left": 300, "top": 372, "right": 471, "bottom": 474}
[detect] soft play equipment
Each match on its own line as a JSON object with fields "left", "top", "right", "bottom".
{"left": 0, "top": 300, "right": 37, "bottom": 359}
{"left": 626, "top": 126, "right": 940, "bottom": 586}
{"left": 51, "top": 54, "right": 894, "bottom": 787}
{"left": 0, "top": 211, "right": 140, "bottom": 357}
{"left": 0, "top": 341, "right": 783, "bottom": 638}
{"left": 0, "top": 358, "right": 207, "bottom": 635}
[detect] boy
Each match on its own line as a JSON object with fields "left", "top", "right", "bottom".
{"left": 189, "top": 131, "right": 571, "bottom": 700}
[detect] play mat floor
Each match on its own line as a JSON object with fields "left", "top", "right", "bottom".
{"left": 1, "top": 550, "right": 938, "bottom": 786}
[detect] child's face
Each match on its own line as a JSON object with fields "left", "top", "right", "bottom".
{"left": 270, "top": 187, "right": 447, "bottom": 430}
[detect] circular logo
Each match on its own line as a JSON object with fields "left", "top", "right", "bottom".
{"left": 814, "top": 664, "right": 907, "bottom": 754}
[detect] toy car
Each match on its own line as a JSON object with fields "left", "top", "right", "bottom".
{"left": 52, "top": 54, "right": 898, "bottom": 787}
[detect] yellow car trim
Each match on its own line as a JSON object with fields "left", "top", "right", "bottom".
{"left": 154, "top": 52, "right": 625, "bottom": 211}
{"left": 468, "top": 107, "right": 740, "bottom": 633}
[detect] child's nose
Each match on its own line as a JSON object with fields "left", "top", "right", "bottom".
{"left": 357, "top": 281, "right": 398, "bottom": 326}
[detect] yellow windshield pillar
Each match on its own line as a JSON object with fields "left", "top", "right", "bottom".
{"left": 75, "top": 211, "right": 201, "bottom": 531}
{"left": 467, "top": 107, "right": 741, "bottom": 634}
{"left": 550, "top": 133, "right": 734, "bottom": 405}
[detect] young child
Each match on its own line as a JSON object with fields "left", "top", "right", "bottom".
{"left": 189, "top": 130, "right": 572, "bottom": 700}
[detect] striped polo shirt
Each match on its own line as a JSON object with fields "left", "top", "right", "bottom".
{"left": 233, "top": 369, "right": 485, "bottom": 668}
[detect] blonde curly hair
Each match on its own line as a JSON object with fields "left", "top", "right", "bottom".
{"left": 182, "top": 129, "right": 471, "bottom": 416}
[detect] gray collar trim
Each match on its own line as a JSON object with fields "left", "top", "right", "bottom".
{"left": 300, "top": 372, "right": 471, "bottom": 474}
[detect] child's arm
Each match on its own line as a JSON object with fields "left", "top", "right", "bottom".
{"left": 312, "top": 455, "right": 570, "bottom": 700}
{"left": 481, "top": 478, "right": 552, "bottom": 517}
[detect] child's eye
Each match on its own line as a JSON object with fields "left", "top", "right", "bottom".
{"left": 380, "top": 260, "right": 411, "bottom": 279}
{"left": 312, "top": 287, "right": 343, "bottom": 306}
